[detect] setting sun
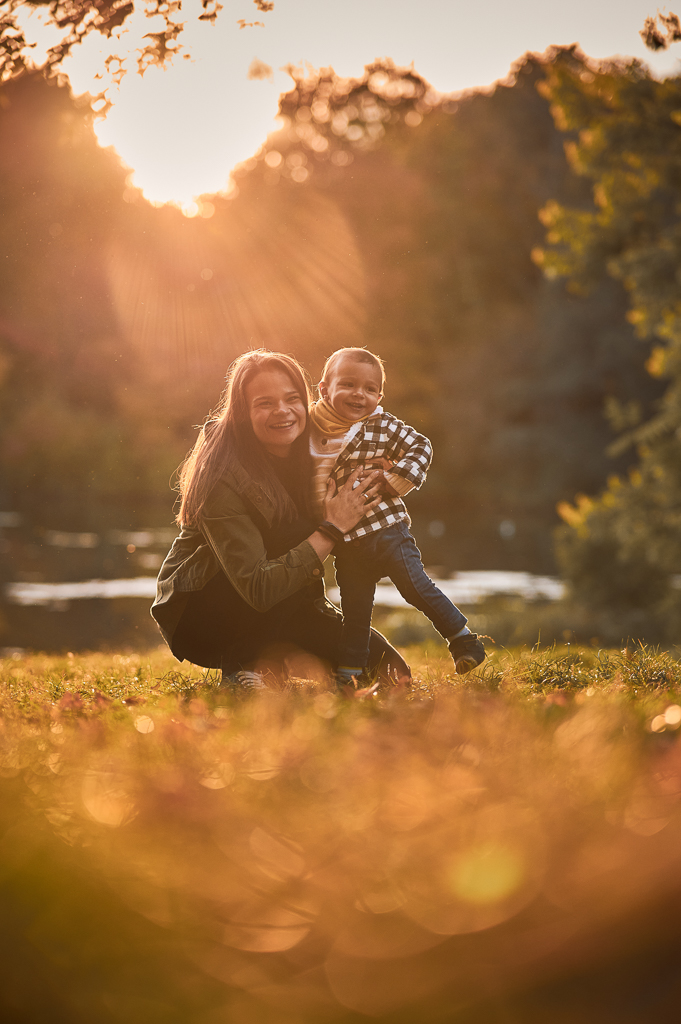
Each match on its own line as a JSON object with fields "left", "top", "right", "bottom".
{"left": 93, "top": 53, "right": 280, "bottom": 210}
{"left": 53, "top": 0, "right": 291, "bottom": 208}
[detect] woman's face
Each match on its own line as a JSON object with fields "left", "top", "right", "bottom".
{"left": 246, "top": 368, "right": 307, "bottom": 457}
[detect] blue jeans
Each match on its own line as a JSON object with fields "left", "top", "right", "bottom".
{"left": 333, "top": 521, "right": 468, "bottom": 668}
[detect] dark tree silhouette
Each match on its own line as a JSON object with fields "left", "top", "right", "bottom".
{"left": 0, "top": 0, "right": 270, "bottom": 81}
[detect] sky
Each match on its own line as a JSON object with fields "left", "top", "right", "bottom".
{"left": 21, "top": 0, "right": 681, "bottom": 208}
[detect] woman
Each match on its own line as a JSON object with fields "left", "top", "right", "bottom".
{"left": 151, "top": 350, "right": 411, "bottom": 686}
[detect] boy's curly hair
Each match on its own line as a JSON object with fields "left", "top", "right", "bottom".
{"left": 321, "top": 347, "right": 385, "bottom": 392}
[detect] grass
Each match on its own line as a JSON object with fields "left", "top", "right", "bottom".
{"left": 2, "top": 643, "right": 681, "bottom": 1023}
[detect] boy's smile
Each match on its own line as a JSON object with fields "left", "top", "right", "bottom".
{"left": 320, "top": 354, "right": 383, "bottom": 422}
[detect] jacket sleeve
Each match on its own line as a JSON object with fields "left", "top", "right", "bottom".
{"left": 382, "top": 415, "right": 433, "bottom": 492}
{"left": 200, "top": 484, "right": 324, "bottom": 613}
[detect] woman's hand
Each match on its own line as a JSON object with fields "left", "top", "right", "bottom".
{"left": 306, "top": 467, "right": 383, "bottom": 562}
{"left": 360, "top": 457, "right": 398, "bottom": 497}
{"left": 363, "top": 471, "right": 399, "bottom": 497}
{"left": 324, "top": 466, "right": 383, "bottom": 534}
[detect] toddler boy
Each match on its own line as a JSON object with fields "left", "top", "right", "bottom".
{"left": 310, "top": 347, "right": 485, "bottom": 683}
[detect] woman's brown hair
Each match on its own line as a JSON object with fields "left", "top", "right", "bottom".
{"left": 177, "top": 350, "right": 312, "bottom": 527}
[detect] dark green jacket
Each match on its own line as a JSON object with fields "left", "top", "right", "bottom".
{"left": 151, "top": 459, "right": 324, "bottom": 650}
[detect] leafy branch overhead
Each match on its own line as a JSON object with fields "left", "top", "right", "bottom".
{"left": 0, "top": 0, "right": 273, "bottom": 81}
{"left": 640, "top": 11, "right": 681, "bottom": 50}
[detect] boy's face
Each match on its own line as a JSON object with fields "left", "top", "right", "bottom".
{"left": 320, "top": 355, "right": 383, "bottom": 421}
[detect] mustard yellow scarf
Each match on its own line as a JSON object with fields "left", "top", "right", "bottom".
{"left": 310, "top": 398, "right": 374, "bottom": 438}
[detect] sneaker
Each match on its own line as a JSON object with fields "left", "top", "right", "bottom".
{"left": 221, "top": 670, "right": 268, "bottom": 690}
{"left": 448, "top": 633, "right": 486, "bottom": 675}
{"left": 335, "top": 665, "right": 364, "bottom": 684}
{"left": 334, "top": 666, "right": 373, "bottom": 689}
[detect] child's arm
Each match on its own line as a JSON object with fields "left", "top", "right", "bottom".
{"left": 382, "top": 416, "right": 433, "bottom": 494}
{"left": 360, "top": 458, "right": 401, "bottom": 497}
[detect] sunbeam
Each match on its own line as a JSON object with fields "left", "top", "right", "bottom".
{"left": 107, "top": 187, "right": 366, "bottom": 374}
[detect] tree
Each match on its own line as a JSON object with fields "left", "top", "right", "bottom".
{"left": 536, "top": 45, "right": 681, "bottom": 634}
{"left": 0, "top": 0, "right": 266, "bottom": 83}
{"left": 246, "top": 56, "right": 657, "bottom": 570}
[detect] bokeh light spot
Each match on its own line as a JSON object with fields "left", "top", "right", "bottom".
{"left": 449, "top": 842, "right": 524, "bottom": 905}
{"left": 200, "top": 772, "right": 226, "bottom": 789}
{"left": 299, "top": 755, "right": 336, "bottom": 792}
{"left": 314, "top": 692, "right": 338, "bottom": 718}
{"left": 665, "top": 704, "right": 681, "bottom": 727}
{"left": 82, "top": 771, "right": 135, "bottom": 827}
{"left": 291, "top": 713, "right": 321, "bottom": 739}
{"left": 428, "top": 519, "right": 445, "bottom": 538}
{"left": 223, "top": 904, "right": 310, "bottom": 952}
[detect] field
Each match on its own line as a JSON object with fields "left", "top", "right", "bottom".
{"left": 2, "top": 643, "right": 681, "bottom": 1024}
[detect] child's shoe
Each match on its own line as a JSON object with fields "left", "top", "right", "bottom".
{"left": 335, "top": 665, "right": 367, "bottom": 688}
{"left": 448, "top": 633, "right": 486, "bottom": 674}
{"left": 335, "top": 668, "right": 380, "bottom": 699}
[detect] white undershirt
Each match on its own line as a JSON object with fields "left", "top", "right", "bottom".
{"left": 310, "top": 421, "right": 364, "bottom": 518}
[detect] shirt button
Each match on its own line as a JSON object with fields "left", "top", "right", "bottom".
{"left": 312, "top": 568, "right": 321, "bottom": 576}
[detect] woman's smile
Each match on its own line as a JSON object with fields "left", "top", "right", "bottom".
{"left": 246, "top": 369, "right": 307, "bottom": 456}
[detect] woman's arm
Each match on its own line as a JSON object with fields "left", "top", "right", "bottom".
{"left": 201, "top": 468, "right": 382, "bottom": 613}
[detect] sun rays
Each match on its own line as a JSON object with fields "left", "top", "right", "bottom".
{"left": 107, "top": 186, "right": 367, "bottom": 374}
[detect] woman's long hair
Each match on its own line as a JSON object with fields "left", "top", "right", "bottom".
{"left": 177, "top": 350, "right": 313, "bottom": 527}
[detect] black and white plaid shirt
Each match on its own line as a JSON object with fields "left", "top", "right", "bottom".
{"left": 323, "top": 407, "right": 433, "bottom": 541}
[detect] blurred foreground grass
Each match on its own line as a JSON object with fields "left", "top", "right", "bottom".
{"left": 2, "top": 644, "right": 681, "bottom": 1023}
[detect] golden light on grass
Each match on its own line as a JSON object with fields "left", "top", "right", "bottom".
{"left": 449, "top": 840, "right": 525, "bottom": 905}
{"left": 223, "top": 902, "right": 312, "bottom": 953}
{"left": 82, "top": 769, "right": 136, "bottom": 827}
{"left": 249, "top": 826, "right": 305, "bottom": 879}
{"left": 4, "top": 644, "right": 681, "bottom": 1019}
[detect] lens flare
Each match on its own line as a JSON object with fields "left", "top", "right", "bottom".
{"left": 107, "top": 189, "right": 366, "bottom": 372}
